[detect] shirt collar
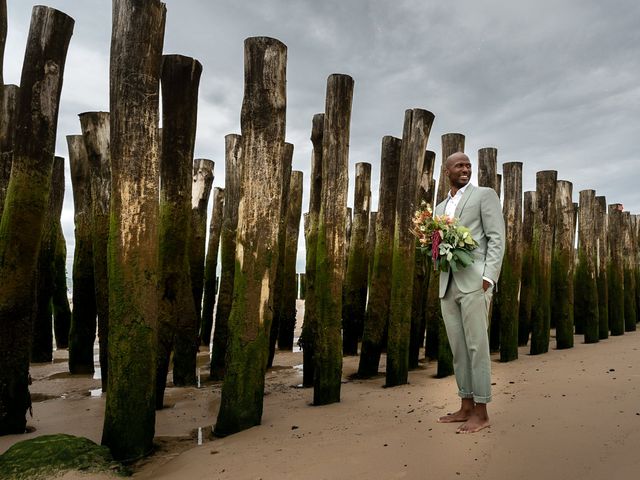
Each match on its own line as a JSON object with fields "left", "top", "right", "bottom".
{"left": 447, "top": 182, "right": 470, "bottom": 199}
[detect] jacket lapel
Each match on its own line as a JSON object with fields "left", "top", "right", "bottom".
{"left": 454, "top": 184, "right": 475, "bottom": 217}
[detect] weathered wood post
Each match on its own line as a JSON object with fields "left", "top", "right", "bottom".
{"left": 366, "top": 211, "right": 377, "bottom": 285}
{"left": 312, "top": 73, "right": 353, "bottom": 405}
{"left": 52, "top": 222, "right": 71, "bottom": 349}
{"left": 634, "top": 215, "right": 640, "bottom": 326}
{"left": 299, "top": 273, "right": 306, "bottom": 299}
{"left": 31, "top": 156, "right": 66, "bottom": 362}
{"left": 358, "top": 136, "right": 401, "bottom": 378}
{"left": 574, "top": 190, "right": 599, "bottom": 343}
{"left": 209, "top": 134, "right": 242, "bottom": 381}
{"left": 607, "top": 204, "right": 625, "bottom": 336}
{"left": 0, "top": 6, "right": 73, "bottom": 435}
{"left": 530, "top": 170, "right": 557, "bottom": 355}
{"left": 497, "top": 162, "right": 523, "bottom": 361}
{"left": 477, "top": 147, "right": 500, "bottom": 351}
{"left": 595, "top": 196, "right": 609, "bottom": 339}
{"left": 268, "top": 142, "right": 293, "bottom": 367}
{"left": 214, "top": 37, "right": 287, "bottom": 434}
{"left": 190, "top": 158, "right": 214, "bottom": 322}
{"left": 201, "top": 186, "right": 225, "bottom": 346}
{"left": 67, "top": 135, "right": 97, "bottom": 374}
{"left": 342, "top": 162, "right": 371, "bottom": 355}
{"left": 622, "top": 211, "right": 637, "bottom": 332}
{"left": 0, "top": 84, "right": 18, "bottom": 216}
{"left": 386, "top": 108, "right": 434, "bottom": 387}
{"left": 552, "top": 181, "right": 576, "bottom": 348}
{"left": 518, "top": 191, "right": 536, "bottom": 346}
{"left": 277, "top": 170, "right": 304, "bottom": 350}
{"left": 430, "top": 133, "right": 464, "bottom": 376}
{"left": 156, "top": 55, "right": 202, "bottom": 404}
{"left": 101, "top": 0, "right": 165, "bottom": 461}
{"left": 409, "top": 150, "right": 435, "bottom": 369}
{"left": 299, "top": 114, "right": 323, "bottom": 387}
{"left": 79, "top": 111, "right": 110, "bottom": 390}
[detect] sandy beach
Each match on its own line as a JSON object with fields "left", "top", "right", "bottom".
{"left": 2, "top": 301, "right": 639, "bottom": 480}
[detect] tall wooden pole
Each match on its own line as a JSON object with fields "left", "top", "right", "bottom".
{"left": 299, "top": 114, "right": 323, "bottom": 387}
{"left": 201, "top": 187, "right": 225, "bottom": 346}
{"left": 358, "top": 136, "right": 401, "bottom": 378}
{"left": 0, "top": 6, "right": 73, "bottom": 435}
{"left": 156, "top": 55, "right": 202, "bottom": 405}
{"left": 530, "top": 170, "right": 557, "bottom": 355}
{"left": 366, "top": 211, "right": 377, "bottom": 286}
{"left": 52, "top": 222, "right": 71, "bottom": 349}
{"left": 386, "top": 108, "right": 434, "bottom": 387}
{"left": 210, "top": 134, "right": 242, "bottom": 381}
{"left": 101, "top": 0, "right": 165, "bottom": 461}
{"left": 431, "top": 133, "right": 464, "bottom": 377}
{"left": 268, "top": 142, "right": 293, "bottom": 367}
{"left": 622, "top": 211, "right": 637, "bottom": 332}
{"left": 342, "top": 162, "right": 371, "bottom": 355}
{"left": 0, "top": 84, "right": 18, "bottom": 217}
{"left": 552, "top": 181, "right": 576, "bottom": 348}
{"left": 214, "top": 37, "right": 287, "bottom": 434}
{"left": 79, "top": 111, "right": 111, "bottom": 391}
{"left": 607, "top": 204, "right": 625, "bottom": 336}
{"left": 497, "top": 162, "right": 522, "bottom": 361}
{"left": 594, "top": 196, "right": 609, "bottom": 339}
{"left": 518, "top": 191, "right": 536, "bottom": 346}
{"left": 31, "top": 156, "right": 66, "bottom": 362}
{"left": 313, "top": 74, "right": 353, "bottom": 405}
{"left": 67, "top": 135, "right": 96, "bottom": 374}
{"left": 277, "top": 170, "right": 304, "bottom": 350}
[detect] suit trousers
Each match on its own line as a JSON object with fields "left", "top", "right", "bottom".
{"left": 440, "top": 275, "right": 492, "bottom": 403}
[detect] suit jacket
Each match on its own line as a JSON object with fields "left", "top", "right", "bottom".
{"left": 435, "top": 184, "right": 505, "bottom": 298}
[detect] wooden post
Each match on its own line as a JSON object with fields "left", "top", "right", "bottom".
{"left": 31, "top": 156, "right": 66, "bottom": 362}
{"left": 201, "top": 187, "right": 225, "bottom": 346}
{"left": 277, "top": 170, "right": 304, "bottom": 350}
{"left": 101, "top": 0, "right": 165, "bottom": 461}
{"left": 214, "top": 37, "right": 287, "bottom": 434}
{"left": 210, "top": 134, "right": 242, "bottom": 381}
{"left": 156, "top": 55, "right": 202, "bottom": 404}
{"left": 79, "top": 111, "right": 110, "bottom": 391}
{"left": 342, "top": 162, "right": 371, "bottom": 355}
{"left": 0, "top": 84, "right": 18, "bottom": 216}
{"left": 386, "top": 108, "right": 434, "bottom": 387}
{"left": 622, "top": 212, "right": 637, "bottom": 332}
{"left": 358, "top": 136, "right": 401, "bottom": 378}
{"left": 52, "top": 222, "right": 71, "bottom": 349}
{"left": 0, "top": 5, "right": 73, "bottom": 435}
{"left": 313, "top": 73, "right": 353, "bottom": 405}
{"left": 497, "top": 162, "right": 523, "bottom": 361}
{"left": 431, "top": 133, "right": 464, "bottom": 377}
{"left": 67, "top": 135, "right": 96, "bottom": 374}
{"left": 299, "top": 114, "right": 323, "bottom": 387}
{"left": 634, "top": 215, "right": 640, "bottom": 327}
{"left": 552, "top": 181, "right": 577, "bottom": 348}
{"left": 607, "top": 204, "right": 625, "bottom": 336}
{"left": 409, "top": 150, "right": 435, "bottom": 369}
{"left": 299, "top": 272, "right": 306, "bottom": 299}
{"left": 190, "top": 158, "right": 214, "bottom": 326}
{"left": 595, "top": 196, "right": 609, "bottom": 339}
{"left": 268, "top": 142, "right": 293, "bottom": 367}
{"left": 530, "top": 170, "right": 557, "bottom": 355}
{"left": 518, "top": 191, "right": 536, "bottom": 346}
{"left": 366, "top": 211, "right": 377, "bottom": 286}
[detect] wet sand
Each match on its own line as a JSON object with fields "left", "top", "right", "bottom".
{"left": 2, "top": 301, "right": 640, "bottom": 479}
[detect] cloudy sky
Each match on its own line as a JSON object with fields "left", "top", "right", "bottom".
{"left": 3, "top": 0, "right": 640, "bottom": 273}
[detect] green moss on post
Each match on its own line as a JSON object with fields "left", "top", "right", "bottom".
{"left": 595, "top": 196, "right": 609, "bottom": 339}
{"left": 518, "top": 191, "right": 536, "bottom": 346}
{"left": 622, "top": 212, "right": 637, "bottom": 332}
{"left": 52, "top": 224, "right": 71, "bottom": 349}
{"left": 386, "top": 109, "right": 434, "bottom": 387}
{"left": 607, "top": 205, "right": 625, "bottom": 336}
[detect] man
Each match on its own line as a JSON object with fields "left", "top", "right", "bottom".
{"left": 436, "top": 152, "right": 505, "bottom": 434}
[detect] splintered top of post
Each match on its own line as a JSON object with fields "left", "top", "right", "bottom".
{"left": 244, "top": 36, "right": 287, "bottom": 51}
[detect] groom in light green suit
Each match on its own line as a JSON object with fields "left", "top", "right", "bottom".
{"left": 435, "top": 152, "right": 505, "bottom": 434}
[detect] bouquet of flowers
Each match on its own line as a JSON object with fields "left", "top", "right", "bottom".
{"left": 411, "top": 200, "right": 479, "bottom": 272}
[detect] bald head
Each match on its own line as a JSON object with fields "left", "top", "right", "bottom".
{"left": 445, "top": 152, "right": 471, "bottom": 191}
{"left": 445, "top": 152, "right": 470, "bottom": 169}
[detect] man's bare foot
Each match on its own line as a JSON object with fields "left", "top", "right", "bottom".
{"left": 456, "top": 412, "right": 490, "bottom": 433}
{"left": 438, "top": 408, "right": 471, "bottom": 423}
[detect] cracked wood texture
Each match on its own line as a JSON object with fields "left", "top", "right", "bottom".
{"left": 101, "top": 0, "right": 165, "bottom": 461}
{"left": 594, "top": 196, "right": 609, "bottom": 339}
{"left": 0, "top": 6, "right": 73, "bottom": 435}
{"left": 0, "top": 85, "right": 18, "bottom": 217}
{"left": 607, "top": 204, "right": 625, "bottom": 336}
{"left": 215, "top": 37, "right": 287, "bottom": 435}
